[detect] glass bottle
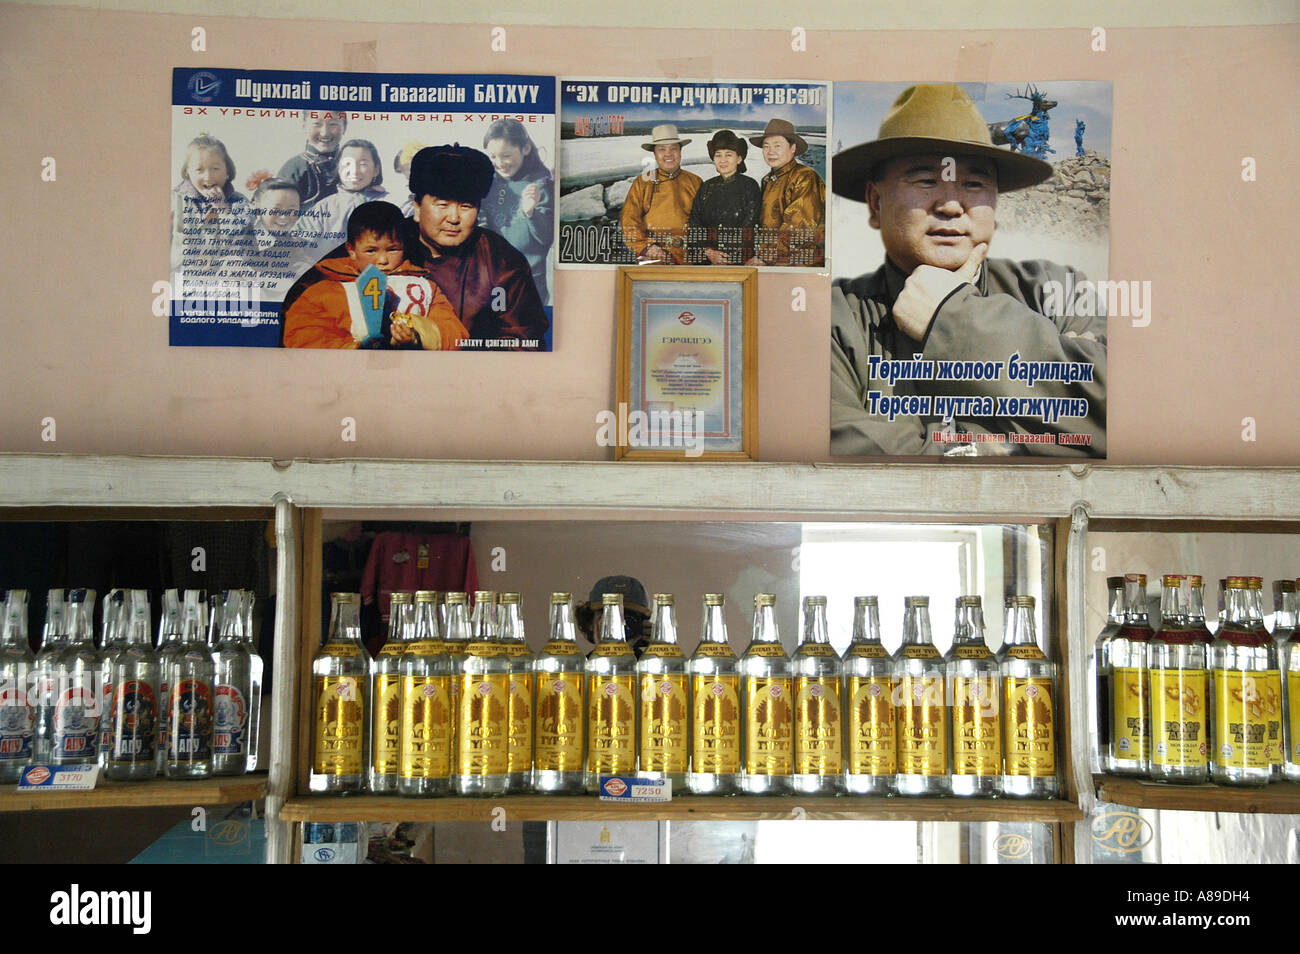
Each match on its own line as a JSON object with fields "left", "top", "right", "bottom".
{"left": 399, "top": 590, "right": 451, "bottom": 797}
{"left": 584, "top": 593, "right": 638, "bottom": 793}
{"left": 1088, "top": 576, "right": 1124, "bottom": 774}
{"left": 241, "top": 592, "right": 263, "bottom": 773}
{"left": 96, "top": 589, "right": 127, "bottom": 769}
{"left": 443, "top": 592, "right": 471, "bottom": 762}
{"left": 53, "top": 588, "right": 102, "bottom": 766}
{"left": 946, "top": 596, "right": 1002, "bottom": 797}
{"left": 739, "top": 593, "right": 793, "bottom": 795}
{"left": 637, "top": 594, "right": 688, "bottom": 792}
{"left": 104, "top": 590, "right": 159, "bottom": 781}
{"left": 154, "top": 589, "right": 182, "bottom": 776}
{"left": 165, "top": 589, "right": 215, "bottom": 778}
{"left": 370, "top": 592, "right": 414, "bottom": 794}
{"left": 1273, "top": 581, "right": 1297, "bottom": 646}
{"left": 206, "top": 591, "right": 225, "bottom": 649}
{"left": 843, "top": 596, "right": 896, "bottom": 796}
{"left": 30, "top": 589, "right": 68, "bottom": 765}
{"left": 454, "top": 591, "right": 509, "bottom": 796}
{"left": 1148, "top": 575, "right": 1209, "bottom": 783}
{"left": 309, "top": 592, "right": 370, "bottom": 794}
{"left": 533, "top": 593, "right": 586, "bottom": 795}
{"left": 896, "top": 596, "right": 949, "bottom": 795}
{"left": 687, "top": 593, "right": 741, "bottom": 796}
{"left": 212, "top": 590, "right": 254, "bottom": 776}
{"left": 1107, "top": 574, "right": 1152, "bottom": 776}
{"left": 998, "top": 596, "right": 1058, "bottom": 798}
{"left": 1281, "top": 581, "right": 1300, "bottom": 781}
{"left": 498, "top": 593, "right": 535, "bottom": 794}
{"left": 0, "top": 590, "right": 34, "bottom": 781}
{"left": 1210, "top": 578, "right": 1281, "bottom": 786}
{"left": 792, "top": 596, "right": 842, "bottom": 795}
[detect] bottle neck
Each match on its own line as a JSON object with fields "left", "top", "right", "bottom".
{"left": 217, "top": 592, "right": 246, "bottom": 648}
{"left": 849, "top": 600, "right": 883, "bottom": 644}
{"left": 1003, "top": 604, "right": 1038, "bottom": 647}
{"left": 1187, "top": 584, "right": 1208, "bottom": 626}
{"left": 179, "top": 595, "right": 207, "bottom": 648}
{"left": 66, "top": 597, "right": 94, "bottom": 648}
{"left": 548, "top": 600, "right": 579, "bottom": 644}
{"left": 1274, "top": 590, "right": 1298, "bottom": 630}
{"left": 901, "top": 602, "right": 933, "bottom": 646}
{"left": 413, "top": 601, "right": 439, "bottom": 642}
{"left": 751, "top": 603, "right": 780, "bottom": 644}
{"left": 799, "top": 601, "right": 829, "bottom": 645}
{"left": 1106, "top": 583, "right": 1124, "bottom": 623}
{"left": 1159, "top": 582, "right": 1188, "bottom": 629}
{"left": 700, "top": 602, "right": 729, "bottom": 644}
{"left": 498, "top": 601, "right": 526, "bottom": 644}
{"left": 444, "top": 601, "right": 472, "bottom": 644}
{"left": 950, "top": 601, "right": 987, "bottom": 646}
{"left": 599, "top": 602, "right": 629, "bottom": 644}
{"left": 1, "top": 593, "right": 28, "bottom": 648}
{"left": 125, "top": 593, "right": 153, "bottom": 647}
{"left": 470, "top": 595, "right": 497, "bottom": 643}
{"left": 1223, "top": 585, "right": 1253, "bottom": 628}
{"left": 1122, "top": 579, "right": 1150, "bottom": 626}
{"left": 650, "top": 602, "right": 679, "bottom": 645}
{"left": 326, "top": 598, "right": 364, "bottom": 646}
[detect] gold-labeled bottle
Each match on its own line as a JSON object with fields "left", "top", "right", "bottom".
{"left": 370, "top": 592, "right": 414, "bottom": 794}
{"left": 1211, "top": 577, "right": 1282, "bottom": 786}
{"left": 498, "top": 593, "right": 534, "bottom": 793}
{"left": 533, "top": 593, "right": 586, "bottom": 794}
{"left": 310, "top": 593, "right": 370, "bottom": 794}
{"left": 455, "top": 591, "right": 509, "bottom": 796}
{"left": 1278, "top": 580, "right": 1299, "bottom": 781}
{"left": 688, "top": 593, "right": 741, "bottom": 795}
{"left": 896, "top": 596, "right": 949, "bottom": 795}
{"left": 792, "top": 596, "right": 842, "bottom": 795}
{"left": 740, "top": 593, "right": 792, "bottom": 795}
{"left": 398, "top": 591, "right": 451, "bottom": 797}
{"left": 584, "top": 593, "right": 637, "bottom": 792}
{"left": 998, "top": 596, "right": 1058, "bottom": 798}
{"left": 637, "top": 594, "right": 688, "bottom": 791}
{"left": 443, "top": 592, "right": 471, "bottom": 764}
{"left": 1149, "top": 576, "right": 1209, "bottom": 783}
{"left": 946, "top": 596, "right": 1002, "bottom": 797}
{"left": 1107, "top": 574, "right": 1152, "bottom": 776}
{"left": 1089, "top": 576, "right": 1124, "bottom": 774}
{"left": 843, "top": 596, "right": 896, "bottom": 795}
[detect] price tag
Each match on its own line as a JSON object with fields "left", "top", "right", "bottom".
{"left": 598, "top": 775, "right": 671, "bottom": 802}
{"left": 19, "top": 764, "right": 100, "bottom": 790}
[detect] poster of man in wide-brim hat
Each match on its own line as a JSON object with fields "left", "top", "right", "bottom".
{"left": 829, "top": 81, "right": 1112, "bottom": 459}
{"left": 745, "top": 118, "right": 826, "bottom": 267}
{"left": 617, "top": 123, "right": 702, "bottom": 264}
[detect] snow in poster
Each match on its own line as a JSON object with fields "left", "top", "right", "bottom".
{"left": 169, "top": 68, "right": 556, "bottom": 351}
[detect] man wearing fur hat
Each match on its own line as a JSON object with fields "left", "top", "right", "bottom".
{"left": 687, "top": 130, "right": 762, "bottom": 265}
{"left": 405, "top": 144, "right": 549, "bottom": 347}
{"left": 620, "top": 124, "right": 703, "bottom": 265}
{"left": 830, "top": 83, "right": 1106, "bottom": 456}
{"left": 746, "top": 118, "right": 826, "bottom": 267}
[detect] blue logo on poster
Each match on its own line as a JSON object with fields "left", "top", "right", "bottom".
{"left": 314, "top": 847, "right": 336, "bottom": 863}
{"left": 189, "top": 71, "right": 221, "bottom": 104}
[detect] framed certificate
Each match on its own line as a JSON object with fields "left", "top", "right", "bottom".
{"left": 614, "top": 266, "right": 757, "bottom": 461}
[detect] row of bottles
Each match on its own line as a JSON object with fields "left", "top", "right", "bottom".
{"left": 310, "top": 589, "right": 1057, "bottom": 799}
{"left": 1092, "top": 574, "right": 1299, "bottom": 786}
{"left": 0, "top": 587, "right": 262, "bottom": 782}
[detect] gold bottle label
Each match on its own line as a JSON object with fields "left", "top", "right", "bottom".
{"left": 508, "top": 672, "right": 533, "bottom": 774}
{"left": 900, "top": 645, "right": 941, "bottom": 660}
{"left": 590, "top": 643, "right": 635, "bottom": 659}
{"left": 1150, "top": 668, "right": 1208, "bottom": 768}
{"left": 746, "top": 644, "right": 787, "bottom": 659}
{"left": 845, "top": 644, "right": 888, "bottom": 659}
{"left": 378, "top": 642, "right": 406, "bottom": 658}
{"left": 1004, "top": 677, "right": 1055, "bottom": 777}
{"left": 691, "top": 674, "right": 739, "bottom": 773}
{"left": 1112, "top": 666, "right": 1150, "bottom": 761}
{"left": 694, "top": 644, "right": 735, "bottom": 658}
{"left": 847, "top": 675, "right": 896, "bottom": 775}
{"left": 314, "top": 675, "right": 364, "bottom": 775}
{"left": 898, "top": 675, "right": 946, "bottom": 775}
{"left": 456, "top": 673, "right": 510, "bottom": 776}
{"left": 1214, "top": 670, "right": 1283, "bottom": 769}
{"left": 639, "top": 673, "right": 688, "bottom": 772}
{"left": 952, "top": 675, "right": 1002, "bottom": 776}
{"left": 503, "top": 644, "right": 531, "bottom": 658}
{"left": 743, "top": 675, "right": 793, "bottom": 776}
{"left": 641, "top": 644, "right": 684, "bottom": 658}
{"left": 407, "top": 640, "right": 444, "bottom": 655}
{"left": 1290, "top": 671, "right": 1300, "bottom": 764}
{"left": 540, "top": 640, "right": 582, "bottom": 657}
{"left": 587, "top": 674, "right": 636, "bottom": 775}
{"left": 467, "top": 641, "right": 502, "bottom": 657}
{"left": 794, "top": 676, "right": 842, "bottom": 774}
{"left": 400, "top": 675, "right": 450, "bottom": 779}
{"left": 535, "top": 673, "right": 585, "bottom": 772}
{"left": 952, "top": 646, "right": 994, "bottom": 659}
{"left": 796, "top": 644, "right": 838, "bottom": 658}
{"left": 319, "top": 641, "right": 362, "bottom": 658}
{"left": 372, "top": 673, "right": 403, "bottom": 776}
{"left": 1004, "top": 645, "right": 1046, "bottom": 660}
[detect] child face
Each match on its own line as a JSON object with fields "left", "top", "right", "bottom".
{"left": 256, "top": 189, "right": 301, "bottom": 235}
{"left": 348, "top": 230, "right": 405, "bottom": 273}
{"left": 187, "top": 148, "right": 228, "bottom": 195}
{"left": 304, "top": 116, "right": 345, "bottom": 153}
{"left": 338, "top": 146, "right": 377, "bottom": 192}
{"left": 712, "top": 148, "right": 740, "bottom": 176}
{"left": 486, "top": 138, "right": 530, "bottom": 179}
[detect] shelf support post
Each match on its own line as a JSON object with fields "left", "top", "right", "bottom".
{"left": 265, "top": 492, "right": 299, "bottom": 864}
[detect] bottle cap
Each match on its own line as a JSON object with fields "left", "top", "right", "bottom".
{"left": 1161, "top": 574, "right": 1185, "bottom": 587}
{"left": 1187, "top": 575, "right": 1203, "bottom": 587}
{"left": 330, "top": 592, "right": 359, "bottom": 603}
{"left": 754, "top": 593, "right": 776, "bottom": 607}
{"left": 500, "top": 592, "right": 521, "bottom": 604}
{"left": 905, "top": 595, "right": 929, "bottom": 607}
{"left": 1014, "top": 595, "right": 1036, "bottom": 608}
{"left": 446, "top": 592, "right": 468, "bottom": 605}
{"left": 957, "top": 595, "right": 982, "bottom": 608}
{"left": 602, "top": 593, "right": 623, "bottom": 607}
{"left": 703, "top": 593, "right": 724, "bottom": 606}
{"left": 551, "top": 592, "right": 571, "bottom": 604}
{"left": 854, "top": 596, "right": 878, "bottom": 607}
{"left": 1124, "top": 573, "right": 1147, "bottom": 587}
{"left": 474, "top": 590, "right": 496, "bottom": 603}
{"left": 391, "top": 591, "right": 414, "bottom": 605}
{"left": 803, "top": 595, "right": 827, "bottom": 606}
{"left": 654, "top": 594, "right": 675, "bottom": 605}
{"left": 414, "top": 590, "right": 439, "bottom": 603}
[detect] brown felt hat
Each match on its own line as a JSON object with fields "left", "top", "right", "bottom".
{"left": 831, "top": 83, "right": 1053, "bottom": 201}
{"left": 749, "top": 118, "right": 808, "bottom": 155}
{"left": 706, "top": 129, "right": 749, "bottom": 173}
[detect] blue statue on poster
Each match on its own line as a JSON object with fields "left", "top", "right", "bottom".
{"left": 1075, "top": 118, "right": 1086, "bottom": 157}
{"left": 989, "top": 85, "right": 1058, "bottom": 160}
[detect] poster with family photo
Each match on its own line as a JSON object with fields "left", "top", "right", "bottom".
{"left": 829, "top": 81, "right": 1113, "bottom": 458}
{"left": 169, "top": 68, "right": 557, "bottom": 351}
{"left": 557, "top": 79, "right": 829, "bottom": 269}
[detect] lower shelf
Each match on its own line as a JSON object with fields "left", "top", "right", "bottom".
{"left": 0, "top": 775, "right": 268, "bottom": 812}
{"left": 1094, "top": 775, "right": 1300, "bottom": 813}
{"left": 280, "top": 793, "right": 1083, "bottom": 823}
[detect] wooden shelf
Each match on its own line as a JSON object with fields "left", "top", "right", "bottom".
{"left": 0, "top": 774, "right": 267, "bottom": 812}
{"left": 1094, "top": 775, "right": 1300, "bottom": 813}
{"left": 279, "top": 793, "right": 1083, "bottom": 823}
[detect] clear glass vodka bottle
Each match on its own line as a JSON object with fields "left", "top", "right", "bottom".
{"left": 637, "top": 594, "right": 688, "bottom": 792}
{"left": 310, "top": 592, "right": 370, "bottom": 794}
{"left": 399, "top": 591, "right": 451, "bottom": 797}
{"left": 105, "top": 590, "right": 160, "bottom": 781}
{"left": 843, "top": 596, "right": 896, "bottom": 795}
{"left": 1272, "top": 581, "right": 1296, "bottom": 646}
{"left": 30, "top": 588, "right": 67, "bottom": 765}
{"left": 1148, "top": 575, "right": 1209, "bottom": 783}
{"left": 1281, "top": 581, "right": 1300, "bottom": 781}
{"left": 206, "top": 591, "right": 225, "bottom": 649}
{"left": 240, "top": 591, "right": 263, "bottom": 773}
{"left": 443, "top": 592, "right": 471, "bottom": 763}
{"left": 1210, "top": 578, "right": 1281, "bottom": 786}
{"left": 212, "top": 590, "right": 254, "bottom": 776}
{"left": 154, "top": 589, "right": 182, "bottom": 776}
{"left": 584, "top": 593, "right": 638, "bottom": 793}
{"left": 896, "top": 596, "right": 949, "bottom": 795}
{"left": 454, "top": 591, "right": 509, "bottom": 796}
{"left": 1107, "top": 574, "right": 1152, "bottom": 776}
{"left": 533, "top": 593, "right": 586, "bottom": 795}
{"left": 498, "top": 593, "right": 535, "bottom": 793}
{"left": 792, "top": 596, "right": 842, "bottom": 795}
{"left": 0, "top": 590, "right": 34, "bottom": 780}
{"left": 1088, "top": 576, "right": 1124, "bottom": 774}
{"left": 96, "top": 590, "right": 128, "bottom": 769}
{"left": 165, "top": 590, "right": 214, "bottom": 778}
{"left": 688, "top": 593, "right": 741, "bottom": 795}
{"left": 740, "top": 593, "right": 792, "bottom": 795}
{"left": 946, "top": 596, "right": 1002, "bottom": 797}
{"left": 371, "top": 592, "right": 415, "bottom": 794}
{"left": 53, "top": 588, "right": 102, "bottom": 766}
{"left": 998, "top": 596, "right": 1059, "bottom": 798}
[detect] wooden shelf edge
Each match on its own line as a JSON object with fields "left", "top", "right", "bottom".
{"left": 279, "top": 794, "right": 1083, "bottom": 824}
{"left": 1094, "top": 775, "right": 1300, "bottom": 813}
{"left": 0, "top": 775, "right": 268, "bottom": 813}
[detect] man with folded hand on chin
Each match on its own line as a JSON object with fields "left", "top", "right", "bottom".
{"left": 830, "top": 83, "right": 1107, "bottom": 457}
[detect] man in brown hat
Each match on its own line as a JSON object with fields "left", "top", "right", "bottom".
{"left": 620, "top": 124, "right": 703, "bottom": 265}
{"left": 829, "top": 83, "right": 1106, "bottom": 456}
{"left": 746, "top": 118, "right": 826, "bottom": 267}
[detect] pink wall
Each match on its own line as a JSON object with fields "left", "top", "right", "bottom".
{"left": 3, "top": 8, "right": 1296, "bottom": 464}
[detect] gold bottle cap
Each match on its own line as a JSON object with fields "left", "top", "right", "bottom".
{"left": 1124, "top": 573, "right": 1147, "bottom": 587}
{"left": 1224, "top": 577, "right": 1249, "bottom": 589}
{"left": 500, "top": 592, "right": 521, "bottom": 604}
{"left": 390, "top": 591, "right": 414, "bottom": 605}
{"left": 602, "top": 593, "right": 623, "bottom": 607}
{"left": 654, "top": 594, "right": 675, "bottom": 605}
{"left": 905, "top": 595, "right": 929, "bottom": 607}
{"left": 445, "top": 592, "right": 468, "bottom": 605}
{"left": 1014, "top": 595, "right": 1036, "bottom": 608}
{"left": 330, "top": 592, "right": 359, "bottom": 604}
{"left": 1187, "top": 575, "right": 1203, "bottom": 587}
{"left": 754, "top": 593, "right": 776, "bottom": 607}
{"left": 957, "top": 595, "right": 982, "bottom": 608}
{"left": 414, "top": 590, "right": 439, "bottom": 603}
{"left": 1247, "top": 577, "right": 1263, "bottom": 589}
{"left": 854, "top": 596, "right": 878, "bottom": 607}
{"left": 803, "top": 595, "right": 827, "bottom": 606}
{"left": 474, "top": 590, "right": 496, "bottom": 603}
{"left": 1161, "top": 574, "right": 1185, "bottom": 587}
{"left": 703, "top": 593, "right": 725, "bottom": 606}
{"left": 550, "top": 592, "right": 571, "bottom": 604}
